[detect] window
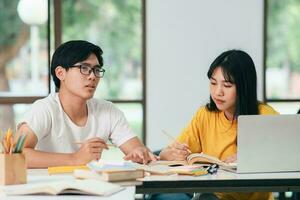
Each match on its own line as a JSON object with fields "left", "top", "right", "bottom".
{"left": 0, "top": 0, "right": 145, "bottom": 159}
{"left": 264, "top": 0, "right": 300, "bottom": 113}
{"left": 0, "top": 0, "right": 49, "bottom": 129}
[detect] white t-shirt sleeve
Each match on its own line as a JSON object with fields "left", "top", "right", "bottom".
{"left": 18, "top": 100, "right": 51, "bottom": 141}
{"left": 109, "top": 105, "right": 136, "bottom": 147}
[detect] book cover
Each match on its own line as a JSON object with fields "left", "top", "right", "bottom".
{"left": 47, "top": 165, "right": 89, "bottom": 175}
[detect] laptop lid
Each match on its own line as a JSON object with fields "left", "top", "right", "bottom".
{"left": 237, "top": 114, "right": 300, "bottom": 173}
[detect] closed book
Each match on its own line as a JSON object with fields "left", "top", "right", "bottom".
{"left": 48, "top": 165, "right": 89, "bottom": 175}
{"left": 85, "top": 161, "right": 145, "bottom": 181}
{"left": 74, "top": 168, "right": 144, "bottom": 182}
{"left": 101, "top": 169, "right": 144, "bottom": 181}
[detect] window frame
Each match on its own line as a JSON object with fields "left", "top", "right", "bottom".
{"left": 0, "top": 0, "right": 52, "bottom": 104}
{"left": 263, "top": 0, "right": 300, "bottom": 103}
{"left": 0, "top": 0, "right": 146, "bottom": 143}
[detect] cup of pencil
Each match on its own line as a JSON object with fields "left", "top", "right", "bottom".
{"left": 0, "top": 128, "right": 27, "bottom": 185}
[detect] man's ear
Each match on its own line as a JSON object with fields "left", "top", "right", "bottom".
{"left": 55, "top": 66, "right": 66, "bottom": 81}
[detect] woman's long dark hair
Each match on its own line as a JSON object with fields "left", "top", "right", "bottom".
{"left": 206, "top": 50, "right": 259, "bottom": 117}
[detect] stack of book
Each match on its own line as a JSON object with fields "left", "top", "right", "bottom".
{"left": 74, "top": 161, "right": 144, "bottom": 182}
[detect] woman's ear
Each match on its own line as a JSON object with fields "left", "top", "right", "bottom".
{"left": 55, "top": 66, "right": 66, "bottom": 81}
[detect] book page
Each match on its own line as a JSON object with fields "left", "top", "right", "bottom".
{"left": 1, "top": 179, "right": 123, "bottom": 196}
{"left": 134, "top": 163, "right": 175, "bottom": 175}
{"left": 187, "top": 153, "right": 221, "bottom": 164}
{"left": 187, "top": 153, "right": 236, "bottom": 168}
{"left": 61, "top": 179, "right": 123, "bottom": 196}
{"left": 150, "top": 160, "right": 188, "bottom": 166}
{"left": 1, "top": 181, "right": 68, "bottom": 195}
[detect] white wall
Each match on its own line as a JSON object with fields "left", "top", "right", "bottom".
{"left": 146, "top": 0, "right": 264, "bottom": 150}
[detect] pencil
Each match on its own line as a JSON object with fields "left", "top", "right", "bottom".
{"left": 162, "top": 130, "right": 176, "bottom": 142}
{"left": 162, "top": 130, "right": 191, "bottom": 153}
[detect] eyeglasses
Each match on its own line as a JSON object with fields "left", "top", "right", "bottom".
{"left": 71, "top": 64, "right": 105, "bottom": 78}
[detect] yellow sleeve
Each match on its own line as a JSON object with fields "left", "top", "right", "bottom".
{"left": 176, "top": 107, "right": 205, "bottom": 153}
{"left": 259, "top": 103, "right": 279, "bottom": 115}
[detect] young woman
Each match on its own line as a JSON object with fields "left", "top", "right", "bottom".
{"left": 160, "top": 50, "right": 278, "bottom": 200}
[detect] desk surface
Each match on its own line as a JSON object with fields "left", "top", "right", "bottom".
{"left": 0, "top": 169, "right": 136, "bottom": 200}
{"left": 137, "top": 170, "right": 300, "bottom": 193}
{"left": 3, "top": 169, "right": 300, "bottom": 196}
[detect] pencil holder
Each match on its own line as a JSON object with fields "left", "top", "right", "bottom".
{"left": 0, "top": 153, "right": 27, "bottom": 185}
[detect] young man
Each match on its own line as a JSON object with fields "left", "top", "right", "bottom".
{"left": 18, "top": 40, "right": 157, "bottom": 168}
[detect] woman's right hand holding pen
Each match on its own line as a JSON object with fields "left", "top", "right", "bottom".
{"left": 160, "top": 141, "right": 191, "bottom": 161}
{"left": 72, "top": 137, "right": 109, "bottom": 165}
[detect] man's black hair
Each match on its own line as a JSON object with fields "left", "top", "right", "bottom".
{"left": 50, "top": 40, "right": 103, "bottom": 89}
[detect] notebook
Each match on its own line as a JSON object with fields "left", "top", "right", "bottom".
{"left": 237, "top": 114, "right": 300, "bottom": 173}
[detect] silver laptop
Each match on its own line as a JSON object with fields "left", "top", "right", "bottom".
{"left": 237, "top": 114, "right": 300, "bottom": 173}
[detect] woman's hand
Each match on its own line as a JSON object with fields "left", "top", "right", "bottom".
{"left": 159, "top": 141, "right": 191, "bottom": 161}
{"left": 223, "top": 153, "right": 237, "bottom": 163}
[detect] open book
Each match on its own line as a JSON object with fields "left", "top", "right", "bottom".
{"left": 1, "top": 179, "right": 123, "bottom": 196}
{"left": 154, "top": 152, "right": 237, "bottom": 173}
{"left": 187, "top": 153, "right": 237, "bottom": 172}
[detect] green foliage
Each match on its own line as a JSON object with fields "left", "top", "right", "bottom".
{"left": 267, "top": 0, "right": 300, "bottom": 72}
{"left": 0, "top": 0, "right": 23, "bottom": 48}
{"left": 62, "top": 0, "right": 142, "bottom": 98}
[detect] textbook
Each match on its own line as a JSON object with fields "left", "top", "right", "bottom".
{"left": 1, "top": 179, "right": 123, "bottom": 196}
{"left": 134, "top": 162, "right": 208, "bottom": 176}
{"left": 86, "top": 160, "right": 145, "bottom": 181}
{"left": 153, "top": 152, "right": 237, "bottom": 172}
{"left": 74, "top": 168, "right": 144, "bottom": 182}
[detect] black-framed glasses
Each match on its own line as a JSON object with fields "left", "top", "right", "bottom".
{"left": 71, "top": 64, "right": 105, "bottom": 78}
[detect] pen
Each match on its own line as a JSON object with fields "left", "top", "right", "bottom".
{"left": 162, "top": 130, "right": 192, "bottom": 153}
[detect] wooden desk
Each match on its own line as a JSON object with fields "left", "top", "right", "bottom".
{"left": 0, "top": 169, "right": 136, "bottom": 200}
{"left": 137, "top": 170, "right": 300, "bottom": 194}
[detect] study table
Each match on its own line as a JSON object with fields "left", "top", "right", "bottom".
{"left": 2, "top": 169, "right": 300, "bottom": 199}
{"left": 0, "top": 169, "right": 136, "bottom": 200}
{"left": 136, "top": 170, "right": 300, "bottom": 194}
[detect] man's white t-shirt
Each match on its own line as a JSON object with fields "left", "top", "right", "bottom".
{"left": 19, "top": 93, "right": 136, "bottom": 153}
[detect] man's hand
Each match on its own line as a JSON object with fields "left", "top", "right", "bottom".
{"left": 72, "top": 137, "right": 109, "bottom": 165}
{"left": 160, "top": 141, "right": 191, "bottom": 161}
{"left": 123, "top": 146, "right": 158, "bottom": 164}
